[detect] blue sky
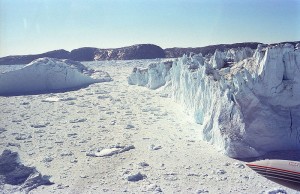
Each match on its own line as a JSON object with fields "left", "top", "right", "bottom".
{"left": 0, "top": 0, "right": 299, "bottom": 57}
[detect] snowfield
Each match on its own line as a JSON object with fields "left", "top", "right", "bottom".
{"left": 0, "top": 56, "right": 299, "bottom": 193}
{"left": 129, "top": 44, "right": 300, "bottom": 159}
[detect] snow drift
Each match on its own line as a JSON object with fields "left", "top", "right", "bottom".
{"left": 0, "top": 58, "right": 112, "bottom": 96}
{"left": 128, "top": 44, "right": 300, "bottom": 158}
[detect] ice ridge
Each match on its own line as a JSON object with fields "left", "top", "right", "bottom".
{"left": 128, "top": 45, "right": 300, "bottom": 158}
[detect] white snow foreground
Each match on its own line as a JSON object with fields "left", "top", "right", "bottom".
{"left": 0, "top": 58, "right": 112, "bottom": 96}
{"left": 128, "top": 44, "right": 300, "bottom": 158}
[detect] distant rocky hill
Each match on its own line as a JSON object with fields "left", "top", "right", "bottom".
{"left": 68, "top": 44, "right": 165, "bottom": 61}
{"left": 164, "top": 41, "right": 300, "bottom": 58}
{"left": 1, "top": 42, "right": 299, "bottom": 65}
{"left": 164, "top": 42, "right": 261, "bottom": 58}
{"left": 69, "top": 47, "right": 98, "bottom": 61}
{"left": 0, "top": 44, "right": 165, "bottom": 65}
{"left": 0, "top": 49, "right": 70, "bottom": 65}
{"left": 94, "top": 44, "right": 165, "bottom": 60}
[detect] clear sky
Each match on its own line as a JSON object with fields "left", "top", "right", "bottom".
{"left": 0, "top": 0, "right": 299, "bottom": 57}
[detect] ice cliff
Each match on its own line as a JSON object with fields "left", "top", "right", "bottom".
{"left": 0, "top": 58, "right": 112, "bottom": 96}
{"left": 128, "top": 44, "right": 300, "bottom": 158}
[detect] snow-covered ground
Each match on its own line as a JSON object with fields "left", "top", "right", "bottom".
{"left": 0, "top": 59, "right": 299, "bottom": 193}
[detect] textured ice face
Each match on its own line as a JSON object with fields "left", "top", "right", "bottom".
{"left": 209, "top": 47, "right": 254, "bottom": 69}
{"left": 0, "top": 57, "right": 112, "bottom": 96}
{"left": 128, "top": 44, "right": 300, "bottom": 158}
{"left": 128, "top": 60, "right": 173, "bottom": 89}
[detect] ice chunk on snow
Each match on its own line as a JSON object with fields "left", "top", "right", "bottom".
{"left": 86, "top": 145, "right": 135, "bottom": 157}
{"left": 128, "top": 44, "right": 300, "bottom": 158}
{"left": 42, "top": 97, "right": 61, "bottom": 102}
{"left": 94, "top": 148, "right": 121, "bottom": 157}
{"left": 0, "top": 58, "right": 112, "bottom": 96}
{"left": 128, "top": 60, "right": 173, "bottom": 89}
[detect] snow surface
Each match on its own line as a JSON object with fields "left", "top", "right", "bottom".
{"left": 128, "top": 44, "right": 300, "bottom": 158}
{"left": 1, "top": 59, "right": 300, "bottom": 193}
{"left": 0, "top": 58, "right": 112, "bottom": 96}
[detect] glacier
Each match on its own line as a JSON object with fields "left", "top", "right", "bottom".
{"left": 0, "top": 58, "right": 112, "bottom": 96}
{"left": 128, "top": 44, "right": 300, "bottom": 158}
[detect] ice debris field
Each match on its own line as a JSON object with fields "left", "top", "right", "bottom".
{"left": 0, "top": 43, "right": 300, "bottom": 193}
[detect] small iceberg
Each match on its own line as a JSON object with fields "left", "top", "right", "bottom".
{"left": 0, "top": 57, "right": 112, "bottom": 96}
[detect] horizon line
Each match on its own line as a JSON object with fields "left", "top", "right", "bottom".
{"left": 1, "top": 40, "right": 300, "bottom": 58}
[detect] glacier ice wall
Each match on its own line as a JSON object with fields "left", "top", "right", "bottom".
{"left": 0, "top": 58, "right": 112, "bottom": 96}
{"left": 128, "top": 45, "right": 300, "bottom": 158}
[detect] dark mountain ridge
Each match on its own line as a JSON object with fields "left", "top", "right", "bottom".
{"left": 0, "top": 49, "right": 70, "bottom": 65}
{"left": 1, "top": 41, "right": 299, "bottom": 65}
{"left": 0, "top": 44, "right": 165, "bottom": 65}
{"left": 164, "top": 41, "right": 300, "bottom": 58}
{"left": 164, "top": 42, "right": 261, "bottom": 58}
